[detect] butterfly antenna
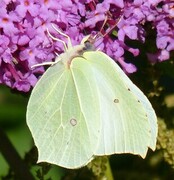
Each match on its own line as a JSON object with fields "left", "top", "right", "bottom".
{"left": 102, "top": 9, "right": 123, "bottom": 38}
{"left": 47, "top": 28, "right": 68, "bottom": 51}
{"left": 91, "top": 15, "right": 108, "bottom": 45}
{"left": 51, "top": 24, "right": 72, "bottom": 49}
{"left": 99, "top": 15, "right": 108, "bottom": 35}
{"left": 102, "top": 17, "right": 122, "bottom": 38}
{"left": 91, "top": 13, "right": 123, "bottom": 49}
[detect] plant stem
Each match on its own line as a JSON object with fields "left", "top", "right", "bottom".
{"left": 104, "top": 157, "right": 114, "bottom": 180}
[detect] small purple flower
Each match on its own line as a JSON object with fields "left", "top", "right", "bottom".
{"left": 15, "top": 0, "right": 40, "bottom": 18}
{"left": 147, "top": 49, "right": 170, "bottom": 63}
{"left": 117, "top": 57, "right": 137, "bottom": 73}
{"left": 118, "top": 22, "right": 139, "bottom": 41}
{"left": 106, "top": 40, "right": 124, "bottom": 59}
{"left": 85, "top": 3, "right": 109, "bottom": 28}
{"left": 0, "top": 7, "right": 19, "bottom": 36}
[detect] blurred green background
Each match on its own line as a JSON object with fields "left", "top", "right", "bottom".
{"left": 0, "top": 86, "right": 64, "bottom": 179}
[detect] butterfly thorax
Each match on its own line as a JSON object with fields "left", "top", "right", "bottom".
{"left": 59, "top": 37, "right": 95, "bottom": 69}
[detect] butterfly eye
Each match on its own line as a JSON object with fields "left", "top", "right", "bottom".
{"left": 83, "top": 41, "right": 95, "bottom": 51}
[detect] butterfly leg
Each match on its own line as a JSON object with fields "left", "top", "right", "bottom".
{"left": 47, "top": 28, "right": 68, "bottom": 52}
{"left": 31, "top": 56, "right": 62, "bottom": 69}
{"left": 50, "top": 24, "right": 72, "bottom": 50}
{"left": 51, "top": 24, "right": 72, "bottom": 47}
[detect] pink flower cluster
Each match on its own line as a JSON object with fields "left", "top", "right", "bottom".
{"left": 0, "top": 0, "right": 173, "bottom": 92}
